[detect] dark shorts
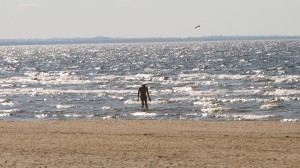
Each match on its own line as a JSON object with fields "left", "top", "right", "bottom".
{"left": 140, "top": 96, "right": 147, "bottom": 101}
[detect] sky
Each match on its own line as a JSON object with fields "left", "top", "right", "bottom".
{"left": 0, "top": 0, "right": 299, "bottom": 39}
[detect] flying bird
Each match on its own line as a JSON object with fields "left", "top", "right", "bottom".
{"left": 195, "top": 25, "right": 201, "bottom": 29}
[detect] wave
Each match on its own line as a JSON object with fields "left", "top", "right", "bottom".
{"left": 1, "top": 41, "right": 300, "bottom": 121}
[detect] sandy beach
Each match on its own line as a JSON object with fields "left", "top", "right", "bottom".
{"left": 0, "top": 120, "right": 299, "bottom": 168}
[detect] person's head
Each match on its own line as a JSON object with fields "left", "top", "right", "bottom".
{"left": 142, "top": 84, "right": 146, "bottom": 87}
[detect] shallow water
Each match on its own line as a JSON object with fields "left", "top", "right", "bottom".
{"left": 1, "top": 40, "right": 300, "bottom": 121}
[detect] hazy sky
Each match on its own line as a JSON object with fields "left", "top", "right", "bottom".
{"left": 1, "top": 0, "right": 299, "bottom": 39}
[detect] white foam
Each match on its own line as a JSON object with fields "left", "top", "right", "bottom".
{"left": 270, "top": 75, "right": 300, "bottom": 83}
{"left": 193, "top": 101, "right": 218, "bottom": 107}
{"left": 173, "top": 87, "right": 193, "bottom": 92}
{"left": 98, "top": 92, "right": 107, "bottom": 97}
{"left": 260, "top": 104, "right": 281, "bottom": 110}
{"left": 216, "top": 74, "right": 249, "bottom": 80}
{"left": 108, "top": 95, "right": 125, "bottom": 100}
{"left": 86, "top": 114, "right": 94, "bottom": 118}
{"left": 0, "top": 113, "right": 11, "bottom": 117}
{"left": 102, "top": 115, "right": 120, "bottom": 120}
{"left": 124, "top": 99, "right": 139, "bottom": 105}
{"left": 193, "top": 101, "right": 203, "bottom": 106}
{"left": 189, "top": 89, "right": 227, "bottom": 96}
{"left": 102, "top": 115, "right": 113, "bottom": 120}
{"left": 4, "top": 58, "right": 18, "bottom": 63}
{"left": 94, "top": 75, "right": 119, "bottom": 80}
{"left": 264, "top": 89, "right": 300, "bottom": 96}
{"left": 251, "top": 70, "right": 264, "bottom": 74}
{"left": 125, "top": 84, "right": 141, "bottom": 89}
{"left": 200, "top": 81, "right": 219, "bottom": 86}
{"left": 0, "top": 88, "right": 135, "bottom": 96}
{"left": 222, "top": 98, "right": 256, "bottom": 103}
{"left": 169, "top": 97, "right": 192, "bottom": 102}
{"left": 184, "top": 113, "right": 200, "bottom": 116}
{"left": 271, "top": 97, "right": 300, "bottom": 102}
{"left": 0, "top": 99, "right": 7, "bottom": 103}
{"left": 64, "top": 113, "right": 82, "bottom": 118}
{"left": 98, "top": 89, "right": 136, "bottom": 94}
{"left": 202, "top": 112, "right": 229, "bottom": 118}
{"left": 1, "top": 101, "right": 14, "bottom": 106}
{"left": 202, "top": 107, "right": 232, "bottom": 113}
{"left": 178, "top": 73, "right": 212, "bottom": 80}
{"left": 1, "top": 73, "right": 95, "bottom": 86}
{"left": 56, "top": 104, "right": 76, "bottom": 109}
{"left": 233, "top": 114, "right": 274, "bottom": 120}
{"left": 0, "top": 109, "right": 21, "bottom": 113}
{"left": 131, "top": 112, "right": 157, "bottom": 117}
{"left": 150, "top": 99, "right": 168, "bottom": 104}
{"left": 281, "top": 118, "right": 299, "bottom": 122}
{"left": 134, "top": 74, "right": 154, "bottom": 81}
{"left": 0, "top": 84, "right": 14, "bottom": 87}
{"left": 156, "top": 89, "right": 173, "bottom": 94}
{"left": 35, "top": 114, "right": 48, "bottom": 119}
{"left": 0, "top": 109, "right": 20, "bottom": 117}
{"left": 193, "top": 97, "right": 223, "bottom": 108}
{"left": 102, "top": 106, "right": 113, "bottom": 110}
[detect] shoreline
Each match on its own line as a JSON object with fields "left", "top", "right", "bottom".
{"left": 1, "top": 120, "right": 299, "bottom": 167}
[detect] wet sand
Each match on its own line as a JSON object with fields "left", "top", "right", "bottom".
{"left": 0, "top": 120, "right": 299, "bottom": 168}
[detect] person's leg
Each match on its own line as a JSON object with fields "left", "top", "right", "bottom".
{"left": 141, "top": 100, "right": 144, "bottom": 108}
{"left": 145, "top": 99, "right": 148, "bottom": 109}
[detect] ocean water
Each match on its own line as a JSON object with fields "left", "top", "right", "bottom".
{"left": 1, "top": 40, "right": 300, "bottom": 122}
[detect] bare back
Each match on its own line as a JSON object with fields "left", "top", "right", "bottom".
{"left": 138, "top": 86, "right": 148, "bottom": 97}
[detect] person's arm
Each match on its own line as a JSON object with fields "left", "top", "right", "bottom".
{"left": 137, "top": 89, "right": 140, "bottom": 101}
{"left": 147, "top": 89, "right": 151, "bottom": 101}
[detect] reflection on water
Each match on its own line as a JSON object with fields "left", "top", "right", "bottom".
{"left": 0, "top": 41, "right": 300, "bottom": 122}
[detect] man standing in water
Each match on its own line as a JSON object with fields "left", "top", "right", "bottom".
{"left": 138, "top": 84, "right": 151, "bottom": 109}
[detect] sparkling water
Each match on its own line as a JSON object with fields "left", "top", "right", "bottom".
{"left": 1, "top": 40, "right": 300, "bottom": 122}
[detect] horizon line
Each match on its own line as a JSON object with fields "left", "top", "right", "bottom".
{"left": 1, "top": 35, "right": 300, "bottom": 41}
{"left": 1, "top": 35, "right": 300, "bottom": 46}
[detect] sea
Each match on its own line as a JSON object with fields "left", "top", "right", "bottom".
{"left": 1, "top": 40, "right": 300, "bottom": 122}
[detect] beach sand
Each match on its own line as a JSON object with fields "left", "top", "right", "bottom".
{"left": 0, "top": 120, "right": 299, "bottom": 168}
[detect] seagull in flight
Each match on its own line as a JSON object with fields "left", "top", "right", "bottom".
{"left": 195, "top": 25, "right": 201, "bottom": 29}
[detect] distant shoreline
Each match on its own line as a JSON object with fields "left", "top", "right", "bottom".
{"left": 1, "top": 35, "right": 300, "bottom": 46}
